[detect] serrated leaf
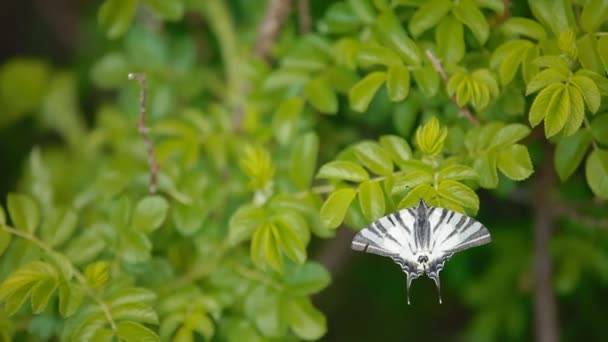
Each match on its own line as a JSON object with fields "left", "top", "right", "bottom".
{"left": 98, "top": 0, "right": 138, "bottom": 39}
{"left": 491, "top": 123, "right": 531, "bottom": 148}
{"left": 7, "top": 193, "right": 39, "bottom": 234}
{"left": 563, "top": 84, "right": 585, "bottom": 135}
{"left": 273, "top": 97, "right": 304, "bottom": 145}
{"left": 379, "top": 135, "right": 412, "bottom": 165}
{"left": 285, "top": 262, "right": 331, "bottom": 296}
{"left": 438, "top": 164, "right": 477, "bottom": 181}
{"left": 386, "top": 64, "right": 410, "bottom": 102}
{"left": 320, "top": 188, "right": 357, "bottom": 229}
{"left": 408, "top": 0, "right": 452, "bottom": 37}
{"left": 142, "top": 0, "right": 184, "bottom": 21}
{"left": 289, "top": 132, "right": 319, "bottom": 190}
{"left": 586, "top": 149, "right": 608, "bottom": 198}
{"left": 436, "top": 15, "right": 464, "bottom": 64}
{"left": 452, "top": 0, "right": 489, "bottom": 44}
{"left": 554, "top": 130, "right": 593, "bottom": 181}
{"left": 502, "top": 17, "right": 547, "bottom": 40}
{"left": 132, "top": 196, "right": 168, "bottom": 233}
{"left": 112, "top": 303, "right": 159, "bottom": 325}
{"left": 316, "top": 160, "right": 369, "bottom": 182}
{"left": 437, "top": 180, "right": 479, "bottom": 213}
{"left": 358, "top": 181, "right": 385, "bottom": 222}
{"left": 529, "top": 83, "right": 562, "bottom": 127}
{"left": 570, "top": 74, "right": 601, "bottom": 113}
{"left": 498, "top": 42, "right": 528, "bottom": 85}
{"left": 30, "top": 277, "right": 58, "bottom": 314}
{"left": 497, "top": 144, "right": 534, "bottom": 180}
{"left": 286, "top": 297, "right": 327, "bottom": 341}
{"left": 107, "top": 287, "right": 157, "bottom": 307}
{"left": 49, "top": 209, "right": 78, "bottom": 247}
{"left": 349, "top": 71, "right": 386, "bottom": 112}
{"left": 116, "top": 321, "right": 160, "bottom": 342}
{"left": 84, "top": 261, "right": 110, "bottom": 289}
{"left": 305, "top": 77, "right": 338, "bottom": 114}
{"left": 353, "top": 141, "right": 393, "bottom": 176}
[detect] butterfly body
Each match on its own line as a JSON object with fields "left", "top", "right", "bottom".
{"left": 351, "top": 199, "right": 491, "bottom": 304}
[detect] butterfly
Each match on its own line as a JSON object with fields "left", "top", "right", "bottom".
{"left": 351, "top": 198, "right": 491, "bottom": 304}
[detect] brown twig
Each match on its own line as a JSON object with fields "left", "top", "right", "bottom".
{"left": 255, "top": 0, "right": 293, "bottom": 61}
{"left": 297, "top": 0, "right": 311, "bottom": 33}
{"left": 496, "top": 0, "right": 512, "bottom": 25}
{"left": 424, "top": 50, "right": 479, "bottom": 126}
{"left": 532, "top": 142, "right": 559, "bottom": 342}
{"left": 128, "top": 73, "right": 159, "bottom": 194}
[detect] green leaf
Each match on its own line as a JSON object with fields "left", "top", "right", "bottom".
{"left": 586, "top": 149, "right": 608, "bottom": 198}
{"left": 349, "top": 71, "right": 387, "bottom": 112}
{"left": 347, "top": 0, "right": 376, "bottom": 24}
{"left": 111, "top": 303, "right": 159, "bottom": 325}
{"left": 437, "top": 180, "right": 479, "bottom": 213}
{"left": 529, "top": 0, "right": 574, "bottom": 37}
{"left": 353, "top": 141, "right": 394, "bottom": 176}
{"left": 290, "top": 132, "right": 319, "bottom": 189}
{"left": 438, "top": 164, "right": 478, "bottom": 181}
{"left": 452, "top": 0, "right": 489, "bottom": 44}
{"left": 544, "top": 84, "right": 570, "bottom": 137}
{"left": 379, "top": 135, "right": 412, "bottom": 165}
{"left": 116, "top": 321, "right": 160, "bottom": 342}
{"left": 84, "top": 261, "right": 110, "bottom": 289}
{"left": 436, "top": 15, "right": 465, "bottom": 64}
{"left": 47, "top": 209, "right": 78, "bottom": 247}
{"left": 285, "top": 262, "right": 331, "bottom": 296}
{"left": 98, "top": 0, "right": 138, "bottom": 39}
{"left": 316, "top": 160, "right": 369, "bottom": 182}
{"left": 376, "top": 10, "right": 422, "bottom": 65}
{"left": 554, "top": 130, "right": 593, "bottom": 181}
{"left": 30, "top": 277, "right": 58, "bottom": 314}
{"left": 412, "top": 64, "right": 440, "bottom": 97}
{"left": 142, "top": 0, "right": 184, "bottom": 21}
{"left": 474, "top": 152, "right": 499, "bottom": 188}
{"left": 529, "top": 83, "right": 562, "bottom": 128}
{"left": 502, "top": 17, "right": 546, "bottom": 40}
{"left": 273, "top": 97, "right": 304, "bottom": 145}
{"left": 577, "top": 33, "right": 604, "bottom": 74}
{"left": 266, "top": 224, "right": 284, "bottom": 271}
{"left": 391, "top": 171, "right": 433, "bottom": 195}
{"left": 7, "top": 193, "right": 39, "bottom": 234}
{"left": 570, "top": 74, "right": 601, "bottom": 114}
{"left": 0, "top": 228, "right": 10, "bottom": 257}
{"left": 498, "top": 42, "right": 529, "bottom": 85}
{"left": 357, "top": 46, "right": 402, "bottom": 66}
{"left": 59, "top": 282, "right": 83, "bottom": 317}
{"left": 408, "top": 0, "right": 453, "bottom": 37}
{"left": 121, "top": 229, "right": 152, "bottom": 264}
{"left": 497, "top": 144, "right": 534, "bottom": 180}
{"left": 320, "top": 188, "right": 357, "bottom": 229}
{"left": 598, "top": 36, "right": 608, "bottom": 73}
{"left": 305, "top": 77, "right": 338, "bottom": 114}
{"left": 132, "top": 196, "right": 169, "bottom": 233}
{"left": 358, "top": 181, "right": 385, "bottom": 222}
{"left": 563, "top": 84, "right": 585, "bottom": 136}
{"left": 415, "top": 116, "right": 447, "bottom": 156}
{"left": 90, "top": 53, "right": 130, "bottom": 89}
{"left": 275, "top": 211, "right": 310, "bottom": 246}
{"left": 172, "top": 201, "right": 205, "bottom": 236}
{"left": 107, "top": 287, "right": 156, "bottom": 307}
{"left": 591, "top": 114, "right": 608, "bottom": 145}
{"left": 525, "top": 68, "right": 568, "bottom": 95}
{"left": 318, "top": 3, "right": 361, "bottom": 34}
{"left": 229, "top": 205, "right": 266, "bottom": 246}
{"left": 580, "top": 0, "right": 608, "bottom": 33}
{"left": 386, "top": 64, "right": 410, "bottom": 102}
{"left": 90, "top": 329, "right": 115, "bottom": 342}
{"left": 491, "top": 123, "right": 531, "bottom": 148}
{"left": 286, "top": 297, "right": 327, "bottom": 341}
{"left": 277, "top": 224, "right": 307, "bottom": 265}
{"left": 397, "top": 183, "right": 437, "bottom": 208}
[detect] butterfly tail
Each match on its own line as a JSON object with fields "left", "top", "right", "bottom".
{"left": 429, "top": 272, "right": 442, "bottom": 304}
{"left": 405, "top": 272, "right": 418, "bottom": 305}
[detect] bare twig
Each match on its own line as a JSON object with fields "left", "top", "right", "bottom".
{"left": 424, "top": 50, "right": 479, "bottom": 126}
{"left": 297, "top": 0, "right": 312, "bottom": 33}
{"left": 255, "top": 0, "right": 293, "bottom": 61}
{"left": 128, "top": 73, "right": 159, "bottom": 194}
{"left": 532, "top": 143, "right": 559, "bottom": 342}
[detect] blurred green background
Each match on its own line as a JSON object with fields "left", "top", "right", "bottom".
{"left": 2, "top": 0, "right": 608, "bottom": 341}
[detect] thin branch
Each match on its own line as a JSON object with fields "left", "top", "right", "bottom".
{"left": 1, "top": 225, "right": 117, "bottom": 331}
{"left": 532, "top": 143, "right": 559, "bottom": 342}
{"left": 128, "top": 73, "right": 159, "bottom": 194}
{"left": 424, "top": 50, "right": 479, "bottom": 126}
{"left": 297, "top": 0, "right": 312, "bottom": 33}
{"left": 556, "top": 204, "right": 608, "bottom": 230}
{"left": 255, "top": 0, "right": 293, "bottom": 61}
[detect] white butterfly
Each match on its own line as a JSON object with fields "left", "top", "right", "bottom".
{"left": 351, "top": 199, "right": 491, "bottom": 304}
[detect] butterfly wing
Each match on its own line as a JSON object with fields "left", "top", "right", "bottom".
{"left": 425, "top": 206, "right": 492, "bottom": 302}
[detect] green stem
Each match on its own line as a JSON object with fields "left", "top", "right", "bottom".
{"left": 1, "top": 225, "right": 117, "bottom": 332}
